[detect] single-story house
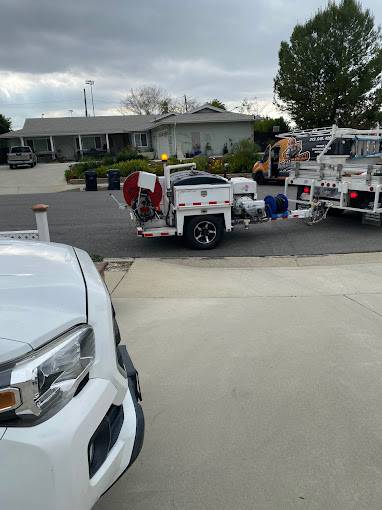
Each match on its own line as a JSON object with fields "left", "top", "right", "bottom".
{"left": 0, "top": 104, "right": 254, "bottom": 161}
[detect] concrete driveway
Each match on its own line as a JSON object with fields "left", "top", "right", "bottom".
{"left": 0, "top": 162, "right": 71, "bottom": 194}
{"left": 96, "top": 253, "right": 382, "bottom": 510}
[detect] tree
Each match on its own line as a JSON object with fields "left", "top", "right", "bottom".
{"left": 120, "top": 87, "right": 201, "bottom": 115}
{"left": 274, "top": 0, "right": 382, "bottom": 128}
{"left": 121, "top": 86, "right": 171, "bottom": 115}
{"left": 172, "top": 96, "right": 201, "bottom": 113}
{"left": 254, "top": 117, "right": 290, "bottom": 151}
{"left": 210, "top": 99, "right": 226, "bottom": 110}
{"left": 0, "top": 114, "right": 11, "bottom": 135}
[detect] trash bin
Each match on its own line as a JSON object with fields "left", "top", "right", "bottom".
{"left": 107, "top": 169, "right": 121, "bottom": 190}
{"left": 84, "top": 170, "right": 98, "bottom": 191}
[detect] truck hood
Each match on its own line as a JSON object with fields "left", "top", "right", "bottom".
{"left": 0, "top": 241, "right": 87, "bottom": 365}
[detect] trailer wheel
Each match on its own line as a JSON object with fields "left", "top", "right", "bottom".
{"left": 185, "top": 215, "right": 224, "bottom": 250}
{"left": 254, "top": 171, "right": 265, "bottom": 184}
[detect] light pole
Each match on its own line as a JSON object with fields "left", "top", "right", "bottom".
{"left": 85, "top": 80, "right": 95, "bottom": 116}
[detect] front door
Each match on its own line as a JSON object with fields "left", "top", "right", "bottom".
{"left": 191, "top": 132, "right": 201, "bottom": 155}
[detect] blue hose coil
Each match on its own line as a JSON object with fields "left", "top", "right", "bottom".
{"left": 264, "top": 193, "right": 289, "bottom": 218}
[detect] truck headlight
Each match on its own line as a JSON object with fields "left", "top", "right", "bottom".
{"left": 0, "top": 325, "right": 95, "bottom": 426}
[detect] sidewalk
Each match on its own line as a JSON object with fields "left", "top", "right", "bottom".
{"left": 96, "top": 253, "right": 382, "bottom": 510}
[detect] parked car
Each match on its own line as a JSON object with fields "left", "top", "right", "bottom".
{"left": 0, "top": 240, "right": 144, "bottom": 510}
{"left": 7, "top": 145, "right": 37, "bottom": 168}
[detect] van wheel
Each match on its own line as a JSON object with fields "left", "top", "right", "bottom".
{"left": 254, "top": 171, "right": 265, "bottom": 184}
{"left": 185, "top": 215, "right": 224, "bottom": 250}
{"left": 9, "top": 164, "right": 13, "bottom": 169}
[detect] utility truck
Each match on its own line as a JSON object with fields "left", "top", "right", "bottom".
{"left": 111, "top": 154, "right": 313, "bottom": 250}
{"left": 284, "top": 125, "right": 382, "bottom": 224}
{"left": 252, "top": 124, "right": 377, "bottom": 183}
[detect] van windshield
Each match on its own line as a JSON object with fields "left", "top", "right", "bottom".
{"left": 11, "top": 146, "right": 31, "bottom": 153}
{"left": 262, "top": 148, "right": 269, "bottom": 163}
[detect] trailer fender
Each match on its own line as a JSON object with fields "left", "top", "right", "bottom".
{"left": 178, "top": 209, "right": 231, "bottom": 236}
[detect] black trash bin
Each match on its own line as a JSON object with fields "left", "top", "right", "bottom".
{"left": 84, "top": 170, "right": 98, "bottom": 191}
{"left": 107, "top": 169, "right": 121, "bottom": 190}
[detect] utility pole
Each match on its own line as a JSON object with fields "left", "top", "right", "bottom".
{"left": 83, "top": 88, "right": 88, "bottom": 117}
{"left": 184, "top": 94, "right": 188, "bottom": 112}
{"left": 68, "top": 109, "right": 73, "bottom": 117}
{"left": 86, "top": 80, "right": 95, "bottom": 116}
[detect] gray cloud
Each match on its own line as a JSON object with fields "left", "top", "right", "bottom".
{"left": 0, "top": 0, "right": 381, "bottom": 127}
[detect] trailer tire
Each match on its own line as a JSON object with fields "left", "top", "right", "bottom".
{"left": 254, "top": 171, "right": 265, "bottom": 185}
{"left": 184, "top": 215, "right": 224, "bottom": 250}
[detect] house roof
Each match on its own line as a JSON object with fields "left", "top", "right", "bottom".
{"left": 0, "top": 105, "right": 254, "bottom": 139}
{"left": 0, "top": 115, "right": 156, "bottom": 139}
{"left": 152, "top": 103, "right": 254, "bottom": 126}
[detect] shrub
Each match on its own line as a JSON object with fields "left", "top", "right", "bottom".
{"left": 102, "top": 155, "right": 115, "bottom": 165}
{"left": 167, "top": 156, "right": 180, "bottom": 165}
{"left": 109, "top": 159, "right": 150, "bottom": 177}
{"left": 191, "top": 155, "right": 208, "bottom": 171}
{"left": 116, "top": 147, "right": 145, "bottom": 162}
{"left": 208, "top": 158, "right": 224, "bottom": 174}
{"left": 227, "top": 139, "right": 260, "bottom": 172}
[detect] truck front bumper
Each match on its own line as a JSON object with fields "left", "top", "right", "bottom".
{"left": 0, "top": 346, "right": 144, "bottom": 510}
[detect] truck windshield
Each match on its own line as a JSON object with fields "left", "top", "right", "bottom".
{"left": 11, "top": 146, "right": 31, "bottom": 153}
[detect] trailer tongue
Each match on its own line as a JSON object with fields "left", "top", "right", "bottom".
{"left": 111, "top": 156, "right": 313, "bottom": 249}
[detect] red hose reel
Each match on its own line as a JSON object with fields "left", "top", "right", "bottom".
{"left": 123, "top": 172, "right": 163, "bottom": 209}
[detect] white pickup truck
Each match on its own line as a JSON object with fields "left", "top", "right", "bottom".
{"left": 0, "top": 240, "right": 144, "bottom": 510}
{"left": 7, "top": 145, "right": 37, "bottom": 168}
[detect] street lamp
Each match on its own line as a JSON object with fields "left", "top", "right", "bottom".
{"left": 85, "top": 80, "right": 95, "bottom": 117}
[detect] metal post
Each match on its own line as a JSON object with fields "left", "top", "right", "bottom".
{"left": 90, "top": 83, "right": 95, "bottom": 117}
{"left": 32, "top": 204, "right": 50, "bottom": 242}
{"left": 50, "top": 136, "right": 56, "bottom": 160}
{"left": 83, "top": 88, "right": 88, "bottom": 117}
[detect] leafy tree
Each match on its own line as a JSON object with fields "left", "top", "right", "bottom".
{"left": 274, "top": 0, "right": 382, "bottom": 128}
{"left": 0, "top": 114, "right": 11, "bottom": 134}
{"left": 209, "top": 99, "right": 226, "bottom": 110}
{"left": 254, "top": 116, "right": 290, "bottom": 150}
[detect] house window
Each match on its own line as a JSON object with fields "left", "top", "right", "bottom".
{"left": 26, "top": 138, "right": 52, "bottom": 153}
{"left": 81, "top": 136, "right": 102, "bottom": 150}
{"left": 134, "top": 133, "right": 148, "bottom": 147}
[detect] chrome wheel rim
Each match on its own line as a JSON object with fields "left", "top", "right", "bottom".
{"left": 194, "top": 221, "right": 217, "bottom": 245}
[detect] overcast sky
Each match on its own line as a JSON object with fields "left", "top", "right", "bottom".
{"left": 1, "top": 0, "right": 381, "bottom": 128}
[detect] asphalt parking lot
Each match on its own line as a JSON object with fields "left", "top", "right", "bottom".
{"left": 1, "top": 184, "right": 382, "bottom": 258}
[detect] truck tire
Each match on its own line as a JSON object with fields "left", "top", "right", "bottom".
{"left": 185, "top": 215, "right": 224, "bottom": 250}
{"left": 254, "top": 171, "right": 265, "bottom": 184}
{"left": 9, "top": 165, "right": 13, "bottom": 169}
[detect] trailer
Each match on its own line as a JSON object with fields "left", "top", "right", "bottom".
{"left": 111, "top": 155, "right": 313, "bottom": 250}
{"left": 283, "top": 125, "right": 382, "bottom": 225}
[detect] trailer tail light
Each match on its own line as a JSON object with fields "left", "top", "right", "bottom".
{"left": 303, "top": 186, "right": 310, "bottom": 194}
{"left": 349, "top": 191, "right": 359, "bottom": 200}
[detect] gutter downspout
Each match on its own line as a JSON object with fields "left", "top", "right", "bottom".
{"left": 174, "top": 122, "right": 177, "bottom": 158}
